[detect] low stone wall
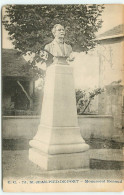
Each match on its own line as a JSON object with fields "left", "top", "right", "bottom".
{"left": 2, "top": 115, "right": 115, "bottom": 140}
{"left": 78, "top": 115, "right": 114, "bottom": 139}
{"left": 2, "top": 116, "right": 40, "bottom": 139}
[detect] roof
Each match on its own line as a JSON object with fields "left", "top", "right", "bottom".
{"left": 97, "top": 24, "right": 124, "bottom": 40}
{"left": 2, "top": 49, "right": 35, "bottom": 78}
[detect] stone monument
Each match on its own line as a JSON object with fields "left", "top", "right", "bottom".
{"left": 29, "top": 24, "right": 89, "bottom": 170}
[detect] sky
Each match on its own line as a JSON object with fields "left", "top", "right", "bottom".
{"left": 96, "top": 4, "right": 123, "bottom": 35}
{"left": 2, "top": 4, "right": 124, "bottom": 89}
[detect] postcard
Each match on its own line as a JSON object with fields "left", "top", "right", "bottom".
{"left": 2, "top": 4, "right": 124, "bottom": 192}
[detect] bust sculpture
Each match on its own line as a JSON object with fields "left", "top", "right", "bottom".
{"left": 44, "top": 24, "right": 72, "bottom": 64}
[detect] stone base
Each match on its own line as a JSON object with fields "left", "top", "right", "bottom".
{"left": 29, "top": 148, "right": 89, "bottom": 171}
{"left": 29, "top": 139, "right": 89, "bottom": 155}
{"left": 29, "top": 65, "right": 90, "bottom": 170}
{"left": 29, "top": 125, "right": 89, "bottom": 155}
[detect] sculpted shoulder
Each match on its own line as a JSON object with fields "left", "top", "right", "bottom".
{"left": 44, "top": 40, "right": 72, "bottom": 57}
{"left": 65, "top": 43, "right": 72, "bottom": 53}
{"left": 44, "top": 42, "right": 54, "bottom": 53}
{"left": 45, "top": 41, "right": 72, "bottom": 49}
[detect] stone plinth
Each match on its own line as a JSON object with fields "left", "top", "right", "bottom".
{"left": 29, "top": 64, "right": 89, "bottom": 170}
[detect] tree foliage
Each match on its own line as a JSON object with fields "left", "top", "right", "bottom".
{"left": 3, "top": 4, "right": 104, "bottom": 53}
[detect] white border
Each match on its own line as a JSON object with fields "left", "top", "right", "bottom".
{"left": 0, "top": 1, "right": 124, "bottom": 195}
{"left": 1, "top": 0, "right": 124, "bottom": 5}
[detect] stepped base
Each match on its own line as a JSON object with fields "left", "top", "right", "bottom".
{"left": 29, "top": 148, "right": 89, "bottom": 171}
{"left": 29, "top": 138, "right": 89, "bottom": 155}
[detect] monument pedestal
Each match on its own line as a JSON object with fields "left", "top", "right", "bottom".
{"left": 29, "top": 64, "right": 89, "bottom": 170}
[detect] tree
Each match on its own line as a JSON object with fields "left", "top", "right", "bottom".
{"left": 2, "top": 5, "right": 105, "bottom": 113}
{"left": 76, "top": 88, "right": 104, "bottom": 114}
{"left": 3, "top": 4, "right": 104, "bottom": 54}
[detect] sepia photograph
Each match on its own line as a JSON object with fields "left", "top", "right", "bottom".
{"left": 1, "top": 3, "right": 124, "bottom": 192}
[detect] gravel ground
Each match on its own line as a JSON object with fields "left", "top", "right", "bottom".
{"left": 2, "top": 150, "right": 124, "bottom": 181}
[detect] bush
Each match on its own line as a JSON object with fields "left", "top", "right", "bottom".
{"left": 76, "top": 88, "right": 104, "bottom": 114}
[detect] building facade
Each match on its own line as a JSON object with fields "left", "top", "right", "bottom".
{"left": 97, "top": 24, "right": 124, "bottom": 128}
{"left": 2, "top": 49, "right": 36, "bottom": 115}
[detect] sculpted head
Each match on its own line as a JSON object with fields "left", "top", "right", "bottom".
{"left": 52, "top": 24, "right": 65, "bottom": 39}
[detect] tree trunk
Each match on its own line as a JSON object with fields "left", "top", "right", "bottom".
{"left": 80, "top": 99, "right": 91, "bottom": 114}
{"left": 17, "top": 81, "right": 33, "bottom": 110}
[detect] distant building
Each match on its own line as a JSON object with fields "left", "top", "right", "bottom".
{"left": 2, "top": 49, "right": 36, "bottom": 115}
{"left": 97, "top": 24, "right": 124, "bottom": 128}
{"left": 97, "top": 24, "right": 124, "bottom": 87}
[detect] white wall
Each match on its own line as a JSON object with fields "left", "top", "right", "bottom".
{"left": 98, "top": 39, "right": 124, "bottom": 87}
